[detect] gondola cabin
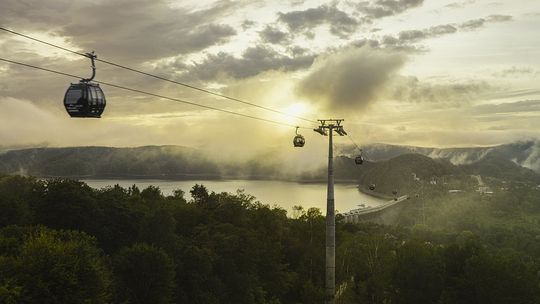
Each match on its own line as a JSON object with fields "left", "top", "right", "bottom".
{"left": 64, "top": 83, "right": 106, "bottom": 118}
{"left": 293, "top": 126, "right": 305, "bottom": 147}
{"left": 293, "top": 134, "right": 305, "bottom": 147}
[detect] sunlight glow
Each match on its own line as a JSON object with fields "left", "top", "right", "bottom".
{"left": 284, "top": 102, "right": 310, "bottom": 117}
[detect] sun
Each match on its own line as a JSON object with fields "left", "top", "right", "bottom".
{"left": 284, "top": 102, "right": 309, "bottom": 117}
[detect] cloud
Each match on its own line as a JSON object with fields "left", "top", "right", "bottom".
{"left": 445, "top": 0, "right": 476, "bottom": 9}
{"left": 296, "top": 46, "right": 407, "bottom": 113}
{"left": 493, "top": 66, "right": 539, "bottom": 78}
{"left": 472, "top": 100, "right": 540, "bottom": 115}
{"left": 381, "top": 15, "right": 512, "bottom": 46}
{"left": 397, "top": 24, "right": 458, "bottom": 42}
{"left": 486, "top": 89, "right": 540, "bottom": 100}
{"left": 0, "top": 0, "right": 239, "bottom": 63}
{"left": 0, "top": 50, "right": 182, "bottom": 106}
{"left": 278, "top": 4, "right": 359, "bottom": 38}
{"left": 259, "top": 25, "right": 290, "bottom": 44}
{"left": 178, "top": 45, "right": 316, "bottom": 81}
{"left": 460, "top": 14, "right": 512, "bottom": 30}
{"left": 391, "top": 76, "right": 491, "bottom": 104}
{"left": 0, "top": 0, "right": 534, "bottom": 152}
{"left": 357, "top": 0, "right": 425, "bottom": 19}
{"left": 241, "top": 20, "right": 256, "bottom": 30}
{"left": 459, "top": 18, "right": 486, "bottom": 30}
{"left": 486, "top": 14, "right": 512, "bottom": 22}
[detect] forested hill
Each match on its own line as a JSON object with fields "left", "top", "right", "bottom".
{"left": 0, "top": 146, "right": 221, "bottom": 178}
{"left": 347, "top": 140, "right": 540, "bottom": 173}
{"left": 333, "top": 154, "right": 457, "bottom": 194}
{"left": 331, "top": 153, "right": 540, "bottom": 194}
{"left": 1, "top": 146, "right": 539, "bottom": 189}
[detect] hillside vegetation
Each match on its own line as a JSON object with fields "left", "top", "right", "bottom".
{"left": 1, "top": 174, "right": 540, "bottom": 303}
{"left": 342, "top": 140, "right": 540, "bottom": 172}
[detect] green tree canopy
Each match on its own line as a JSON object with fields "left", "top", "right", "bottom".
{"left": 0, "top": 226, "right": 111, "bottom": 304}
{"left": 113, "top": 243, "right": 175, "bottom": 304}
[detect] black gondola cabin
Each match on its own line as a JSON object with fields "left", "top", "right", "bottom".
{"left": 64, "top": 83, "right": 106, "bottom": 118}
{"left": 293, "top": 134, "right": 305, "bottom": 147}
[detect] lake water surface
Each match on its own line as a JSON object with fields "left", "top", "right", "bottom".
{"left": 82, "top": 179, "right": 386, "bottom": 213}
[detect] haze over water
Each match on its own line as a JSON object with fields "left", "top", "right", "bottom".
{"left": 82, "top": 179, "right": 386, "bottom": 213}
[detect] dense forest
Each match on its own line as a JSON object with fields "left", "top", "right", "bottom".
{"left": 1, "top": 173, "right": 540, "bottom": 303}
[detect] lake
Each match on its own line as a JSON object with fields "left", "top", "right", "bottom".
{"left": 82, "top": 179, "right": 387, "bottom": 213}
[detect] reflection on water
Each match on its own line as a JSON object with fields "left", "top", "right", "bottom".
{"left": 82, "top": 179, "right": 387, "bottom": 213}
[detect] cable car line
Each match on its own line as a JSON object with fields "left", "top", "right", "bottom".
{"left": 0, "top": 57, "right": 311, "bottom": 129}
{"left": 94, "top": 58, "right": 318, "bottom": 124}
{"left": 0, "top": 27, "right": 318, "bottom": 124}
{"left": 347, "top": 134, "right": 365, "bottom": 165}
{"left": 0, "top": 27, "right": 87, "bottom": 57}
{"left": 347, "top": 134, "right": 362, "bottom": 152}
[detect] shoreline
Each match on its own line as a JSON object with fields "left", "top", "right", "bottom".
{"left": 6, "top": 173, "right": 391, "bottom": 201}
{"left": 18, "top": 173, "right": 360, "bottom": 185}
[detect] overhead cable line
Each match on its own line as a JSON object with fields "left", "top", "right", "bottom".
{"left": 346, "top": 134, "right": 362, "bottom": 152}
{"left": 0, "top": 27, "right": 318, "bottom": 124}
{"left": 0, "top": 57, "right": 311, "bottom": 129}
{"left": 346, "top": 133, "right": 370, "bottom": 160}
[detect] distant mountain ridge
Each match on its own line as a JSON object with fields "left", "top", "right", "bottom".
{"left": 1, "top": 143, "right": 539, "bottom": 189}
{"left": 348, "top": 140, "right": 540, "bottom": 173}
{"left": 0, "top": 146, "right": 221, "bottom": 179}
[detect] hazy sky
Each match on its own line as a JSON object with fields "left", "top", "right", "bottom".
{"left": 1, "top": 0, "right": 539, "bottom": 158}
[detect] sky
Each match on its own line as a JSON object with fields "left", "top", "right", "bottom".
{"left": 1, "top": 0, "right": 540, "bottom": 161}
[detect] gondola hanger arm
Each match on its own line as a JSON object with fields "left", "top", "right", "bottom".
{"left": 81, "top": 51, "right": 96, "bottom": 83}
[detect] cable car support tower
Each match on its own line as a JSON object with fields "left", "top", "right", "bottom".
{"left": 314, "top": 119, "right": 347, "bottom": 304}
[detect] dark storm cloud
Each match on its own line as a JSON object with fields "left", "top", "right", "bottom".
{"left": 180, "top": 45, "right": 316, "bottom": 81}
{"left": 259, "top": 26, "right": 290, "bottom": 44}
{"left": 356, "top": 0, "right": 424, "bottom": 19}
{"left": 297, "top": 47, "right": 407, "bottom": 112}
{"left": 0, "top": 0, "right": 239, "bottom": 63}
{"left": 278, "top": 4, "right": 359, "bottom": 37}
{"left": 392, "top": 76, "right": 491, "bottom": 104}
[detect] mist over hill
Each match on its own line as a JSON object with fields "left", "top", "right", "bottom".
{"left": 1, "top": 144, "right": 539, "bottom": 195}
{"left": 341, "top": 140, "right": 540, "bottom": 173}
{"left": 0, "top": 146, "right": 221, "bottom": 179}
